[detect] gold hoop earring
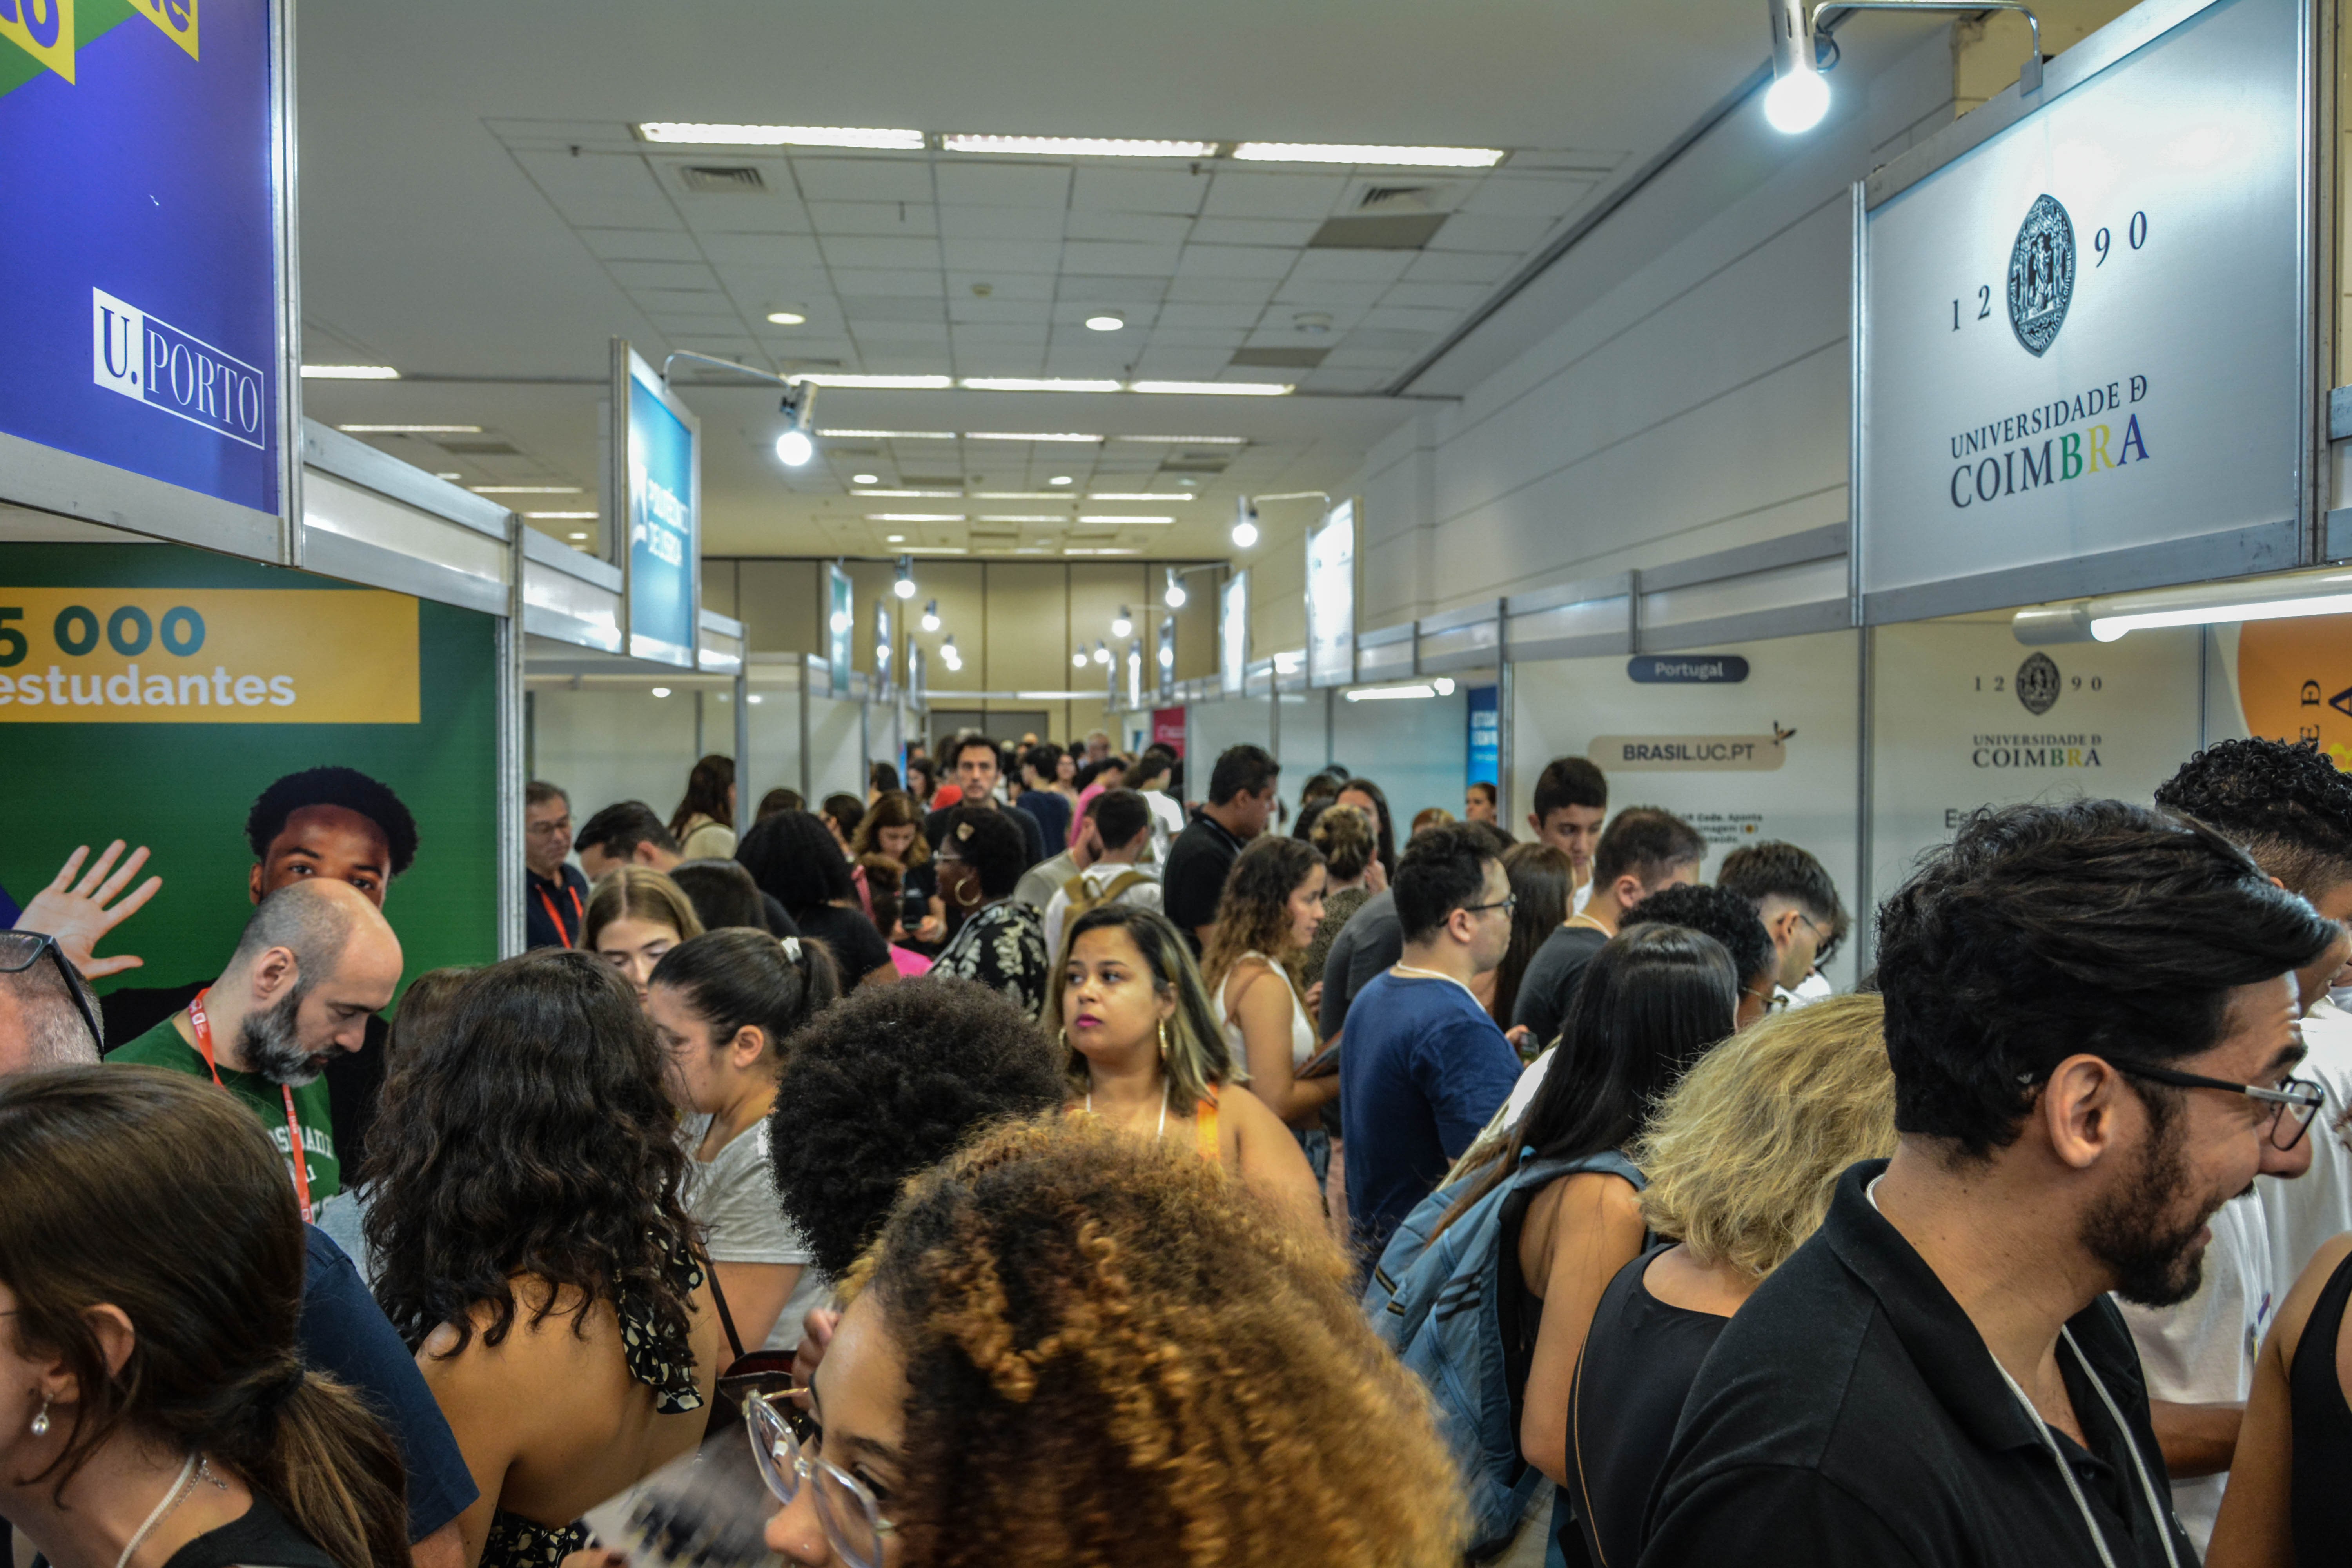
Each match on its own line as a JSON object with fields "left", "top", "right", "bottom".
{"left": 1157, "top": 1018, "right": 1171, "bottom": 1062}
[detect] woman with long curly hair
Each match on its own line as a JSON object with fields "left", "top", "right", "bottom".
{"left": 754, "top": 1116, "right": 1466, "bottom": 1568}
{"left": 364, "top": 951, "right": 720, "bottom": 1568}
{"left": 1200, "top": 837, "right": 1335, "bottom": 1152}
{"left": 0, "top": 1068, "right": 410, "bottom": 1568}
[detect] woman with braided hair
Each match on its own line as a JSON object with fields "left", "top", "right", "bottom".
{"left": 753, "top": 1115, "right": 1467, "bottom": 1568}
{"left": 0, "top": 1067, "right": 409, "bottom": 1568}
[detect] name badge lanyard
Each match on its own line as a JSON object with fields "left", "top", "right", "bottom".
{"left": 187, "top": 989, "right": 312, "bottom": 1223}
{"left": 536, "top": 880, "right": 584, "bottom": 949}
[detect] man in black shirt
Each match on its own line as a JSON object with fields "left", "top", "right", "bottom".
{"left": 1640, "top": 800, "right": 2336, "bottom": 1568}
{"left": 1161, "top": 744, "right": 1278, "bottom": 953}
{"left": 923, "top": 733, "right": 1046, "bottom": 870}
{"left": 1512, "top": 806, "right": 1703, "bottom": 1047}
{"left": 575, "top": 799, "right": 799, "bottom": 937}
{"left": 524, "top": 779, "right": 590, "bottom": 949}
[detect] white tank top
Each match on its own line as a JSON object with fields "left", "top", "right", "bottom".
{"left": 1221, "top": 951, "right": 1316, "bottom": 1069}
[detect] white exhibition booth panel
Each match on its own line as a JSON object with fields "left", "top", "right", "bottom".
{"left": 1511, "top": 630, "right": 1860, "bottom": 989}
{"left": 1188, "top": 695, "right": 1272, "bottom": 784}
{"left": 1328, "top": 686, "right": 1470, "bottom": 826}
{"left": 529, "top": 686, "right": 704, "bottom": 828}
{"left": 1866, "top": 620, "right": 2204, "bottom": 927}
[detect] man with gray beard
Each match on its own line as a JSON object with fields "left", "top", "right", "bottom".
{"left": 111, "top": 878, "right": 402, "bottom": 1227}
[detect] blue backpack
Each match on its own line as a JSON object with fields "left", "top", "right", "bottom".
{"left": 1363, "top": 1150, "right": 1646, "bottom": 1560}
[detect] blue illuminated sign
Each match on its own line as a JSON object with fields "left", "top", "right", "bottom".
{"left": 1467, "top": 684, "right": 1499, "bottom": 786}
{"left": 0, "top": 3, "right": 287, "bottom": 517}
{"left": 626, "top": 365, "right": 697, "bottom": 667}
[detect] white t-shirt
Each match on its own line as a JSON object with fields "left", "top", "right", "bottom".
{"left": 2262, "top": 998, "right": 2352, "bottom": 1303}
{"left": 1041, "top": 862, "right": 1163, "bottom": 966}
{"left": 1144, "top": 789, "right": 1186, "bottom": 862}
{"left": 1570, "top": 880, "right": 1593, "bottom": 916}
{"left": 2116, "top": 1190, "right": 2274, "bottom": 1552}
{"left": 1782, "top": 971, "right": 1835, "bottom": 1010}
{"left": 680, "top": 1114, "right": 830, "bottom": 1353}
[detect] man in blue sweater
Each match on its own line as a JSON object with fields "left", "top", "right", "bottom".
{"left": 1340, "top": 822, "right": 1523, "bottom": 1264}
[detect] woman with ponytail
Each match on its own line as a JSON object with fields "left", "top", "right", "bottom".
{"left": 367, "top": 950, "right": 719, "bottom": 1568}
{"left": 0, "top": 1066, "right": 408, "bottom": 1568}
{"left": 649, "top": 929, "right": 841, "bottom": 1352}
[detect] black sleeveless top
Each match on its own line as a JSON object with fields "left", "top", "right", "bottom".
{"left": 1568, "top": 1244, "right": 1731, "bottom": 1568}
{"left": 160, "top": 1491, "right": 338, "bottom": 1568}
{"left": 2291, "top": 1247, "right": 2352, "bottom": 1567}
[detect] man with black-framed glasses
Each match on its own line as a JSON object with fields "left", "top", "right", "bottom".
{"left": 0, "top": 929, "right": 104, "bottom": 1072}
{"left": 1643, "top": 799, "right": 2339, "bottom": 1568}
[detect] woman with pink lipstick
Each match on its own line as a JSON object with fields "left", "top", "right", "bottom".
{"left": 1055, "top": 904, "right": 1324, "bottom": 1234}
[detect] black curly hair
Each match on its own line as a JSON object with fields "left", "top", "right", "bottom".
{"left": 1877, "top": 799, "right": 2338, "bottom": 1158}
{"left": 245, "top": 766, "right": 419, "bottom": 877}
{"left": 768, "top": 977, "right": 1063, "bottom": 1279}
{"left": 2155, "top": 737, "right": 2352, "bottom": 897}
{"left": 1623, "top": 882, "right": 1777, "bottom": 993}
{"left": 363, "top": 949, "right": 698, "bottom": 1354}
{"left": 738, "top": 809, "right": 853, "bottom": 919}
{"left": 938, "top": 805, "right": 1027, "bottom": 901}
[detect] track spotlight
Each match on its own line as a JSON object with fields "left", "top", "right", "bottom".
{"left": 774, "top": 380, "right": 820, "bottom": 466}
{"left": 1231, "top": 499, "right": 1260, "bottom": 551}
{"left": 1164, "top": 568, "right": 1188, "bottom": 609}
{"left": 893, "top": 557, "right": 916, "bottom": 599}
{"left": 920, "top": 598, "right": 941, "bottom": 633}
{"left": 1764, "top": 0, "right": 1830, "bottom": 133}
{"left": 1112, "top": 605, "right": 1133, "bottom": 638}
{"left": 1093, "top": 640, "right": 1111, "bottom": 666}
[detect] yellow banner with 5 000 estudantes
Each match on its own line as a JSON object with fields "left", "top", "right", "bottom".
{"left": 0, "top": 588, "right": 418, "bottom": 723}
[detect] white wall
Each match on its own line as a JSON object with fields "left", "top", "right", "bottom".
{"left": 530, "top": 686, "right": 702, "bottom": 825}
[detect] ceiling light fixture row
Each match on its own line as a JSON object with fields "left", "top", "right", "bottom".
{"left": 788, "top": 374, "right": 1294, "bottom": 396}
{"left": 633, "top": 123, "right": 1506, "bottom": 167}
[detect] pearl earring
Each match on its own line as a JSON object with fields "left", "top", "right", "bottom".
{"left": 30, "top": 1397, "right": 51, "bottom": 1437}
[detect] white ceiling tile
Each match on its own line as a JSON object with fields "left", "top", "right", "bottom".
{"left": 1062, "top": 211, "right": 1192, "bottom": 244}
{"left": 1156, "top": 302, "right": 1264, "bottom": 330}
{"left": 1132, "top": 352, "right": 1235, "bottom": 379}
{"left": 849, "top": 320, "right": 951, "bottom": 343}
{"left": 543, "top": 196, "right": 679, "bottom": 229}
{"left": 1299, "top": 367, "right": 1387, "bottom": 392}
{"left": 1377, "top": 280, "right": 1490, "bottom": 310}
{"left": 1060, "top": 240, "right": 1183, "bottom": 276}
{"left": 1318, "top": 347, "right": 1414, "bottom": 368}
{"left": 805, "top": 201, "right": 939, "bottom": 236}
{"left": 933, "top": 162, "right": 1072, "bottom": 207}
{"left": 579, "top": 228, "right": 704, "bottom": 262}
{"left": 839, "top": 295, "right": 946, "bottom": 323}
{"left": 1187, "top": 216, "right": 1320, "bottom": 247}
{"left": 832, "top": 267, "right": 946, "bottom": 296}
{"left": 788, "top": 158, "right": 936, "bottom": 202}
{"left": 1200, "top": 172, "right": 1348, "bottom": 219}
{"left": 1173, "top": 245, "right": 1295, "bottom": 280}
{"left": 1131, "top": 325, "right": 1249, "bottom": 349}
{"left": 608, "top": 259, "right": 721, "bottom": 290}
{"left": 512, "top": 148, "right": 667, "bottom": 200}
{"left": 951, "top": 323, "right": 1051, "bottom": 347}
{"left": 1163, "top": 275, "right": 1279, "bottom": 305}
{"left": 702, "top": 233, "right": 826, "bottom": 267}
{"left": 1460, "top": 176, "right": 1597, "bottom": 218}
{"left": 938, "top": 205, "right": 1065, "bottom": 242}
{"left": 818, "top": 235, "right": 942, "bottom": 270}
{"left": 1356, "top": 306, "right": 1461, "bottom": 332}
{"left": 713, "top": 271, "right": 833, "bottom": 310}
{"left": 1401, "top": 249, "right": 1515, "bottom": 284}
{"left": 1069, "top": 168, "right": 1212, "bottom": 215}
{"left": 1428, "top": 214, "right": 1556, "bottom": 252}
{"left": 1269, "top": 279, "right": 1386, "bottom": 308}
{"left": 951, "top": 299, "right": 1055, "bottom": 328}
{"left": 1287, "top": 249, "right": 1414, "bottom": 283}
{"left": 947, "top": 274, "right": 1055, "bottom": 306}
{"left": 1056, "top": 276, "right": 1167, "bottom": 305}
{"left": 942, "top": 239, "right": 1064, "bottom": 274}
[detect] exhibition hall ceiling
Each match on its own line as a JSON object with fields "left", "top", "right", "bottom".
{"left": 291, "top": 0, "right": 1830, "bottom": 561}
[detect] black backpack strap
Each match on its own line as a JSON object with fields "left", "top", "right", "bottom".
{"left": 706, "top": 1258, "right": 747, "bottom": 1363}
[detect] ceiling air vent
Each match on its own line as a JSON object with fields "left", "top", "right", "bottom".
{"left": 1357, "top": 185, "right": 1440, "bottom": 212}
{"left": 434, "top": 439, "right": 521, "bottom": 455}
{"left": 679, "top": 165, "right": 768, "bottom": 194}
{"left": 1159, "top": 457, "right": 1228, "bottom": 475}
{"left": 1307, "top": 212, "right": 1449, "bottom": 250}
{"left": 1230, "top": 346, "right": 1328, "bottom": 369}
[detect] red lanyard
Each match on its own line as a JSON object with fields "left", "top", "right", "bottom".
{"left": 187, "top": 989, "right": 312, "bottom": 1223}
{"left": 536, "top": 880, "right": 584, "bottom": 948}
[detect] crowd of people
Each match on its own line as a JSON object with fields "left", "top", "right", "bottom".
{"left": 8, "top": 726, "right": 2352, "bottom": 1568}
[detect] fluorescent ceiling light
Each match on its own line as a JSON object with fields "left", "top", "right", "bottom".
{"left": 1345, "top": 677, "right": 1459, "bottom": 701}
{"left": 885, "top": 534, "right": 906, "bottom": 543}
{"left": 766, "top": 310, "right": 808, "bottom": 325}
{"left": 525, "top": 511, "right": 600, "bottom": 519}
{"left": 1232, "top": 142, "right": 1506, "bottom": 167}
{"left": 978, "top": 514, "right": 1067, "bottom": 523}
{"left": 337, "top": 423, "right": 481, "bottom": 434}
{"left": 972, "top": 491, "right": 1066, "bottom": 499}
{"left": 433, "top": 471, "right": 463, "bottom": 479}
{"left": 851, "top": 472, "right": 880, "bottom": 484}
{"left": 866, "top": 512, "right": 967, "bottom": 522}
{"left": 1079, "top": 515, "right": 1174, "bottom": 524}
{"left": 302, "top": 364, "right": 399, "bottom": 380}
{"left": 1114, "top": 434, "right": 1249, "bottom": 444}
{"left": 1048, "top": 476, "right": 1074, "bottom": 485}
{"left": 818, "top": 429, "right": 957, "bottom": 441}
{"left": 960, "top": 377, "right": 1123, "bottom": 393}
{"left": 942, "top": 134, "right": 1218, "bottom": 158}
{"left": 854, "top": 488, "right": 963, "bottom": 497}
{"left": 965, "top": 431, "right": 1105, "bottom": 443}
{"left": 1129, "top": 380, "right": 1293, "bottom": 397}
{"left": 567, "top": 532, "right": 590, "bottom": 541}
{"left": 1088, "top": 492, "right": 1192, "bottom": 501}
{"left": 2013, "top": 568, "right": 2352, "bottom": 643}
{"left": 472, "top": 485, "right": 582, "bottom": 494}
{"left": 797, "top": 373, "right": 955, "bottom": 389}
{"left": 1065, "top": 547, "right": 1142, "bottom": 555}
{"left": 635, "top": 122, "right": 924, "bottom": 149}
{"left": 900, "top": 545, "right": 969, "bottom": 554}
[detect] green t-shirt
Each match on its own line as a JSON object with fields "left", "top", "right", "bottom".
{"left": 112, "top": 1018, "right": 341, "bottom": 1208}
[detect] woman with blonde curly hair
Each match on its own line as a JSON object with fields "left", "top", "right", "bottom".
{"left": 753, "top": 1115, "right": 1468, "bottom": 1568}
{"left": 1566, "top": 993, "right": 1893, "bottom": 1567}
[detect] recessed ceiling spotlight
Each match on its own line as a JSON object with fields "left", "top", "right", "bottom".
{"left": 1085, "top": 313, "right": 1126, "bottom": 332}
{"left": 766, "top": 310, "right": 808, "bottom": 325}
{"left": 568, "top": 531, "right": 590, "bottom": 541}
{"left": 852, "top": 472, "right": 880, "bottom": 484}
{"left": 635, "top": 123, "right": 924, "bottom": 149}
{"left": 1293, "top": 312, "right": 1333, "bottom": 335}
{"left": 886, "top": 534, "right": 906, "bottom": 543}
{"left": 1048, "top": 475, "right": 1073, "bottom": 486}
{"left": 651, "top": 686, "right": 673, "bottom": 698}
